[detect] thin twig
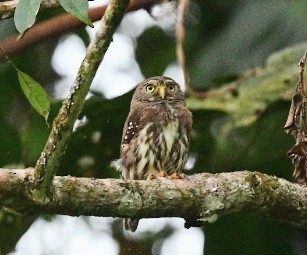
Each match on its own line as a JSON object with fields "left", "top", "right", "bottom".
{"left": 188, "top": 68, "right": 257, "bottom": 99}
{"left": 175, "top": 3, "right": 258, "bottom": 100}
{"left": 176, "top": 0, "right": 189, "bottom": 90}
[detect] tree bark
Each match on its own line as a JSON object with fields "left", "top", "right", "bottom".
{"left": 0, "top": 168, "right": 306, "bottom": 228}
{"left": 32, "top": 0, "right": 130, "bottom": 200}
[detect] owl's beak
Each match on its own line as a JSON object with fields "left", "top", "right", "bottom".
{"left": 158, "top": 85, "right": 166, "bottom": 99}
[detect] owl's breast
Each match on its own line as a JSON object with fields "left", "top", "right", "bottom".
{"left": 159, "top": 120, "right": 179, "bottom": 154}
{"left": 119, "top": 102, "right": 189, "bottom": 179}
{"left": 155, "top": 103, "right": 178, "bottom": 123}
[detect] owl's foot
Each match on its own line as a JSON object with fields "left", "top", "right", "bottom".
{"left": 168, "top": 173, "right": 188, "bottom": 180}
{"left": 146, "top": 173, "right": 156, "bottom": 180}
{"left": 157, "top": 171, "right": 167, "bottom": 178}
{"left": 146, "top": 171, "right": 167, "bottom": 180}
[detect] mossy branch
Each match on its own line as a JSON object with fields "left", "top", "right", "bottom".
{"left": 32, "top": 0, "right": 130, "bottom": 201}
{"left": 1, "top": 168, "right": 306, "bottom": 228}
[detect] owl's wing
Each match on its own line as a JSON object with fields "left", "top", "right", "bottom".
{"left": 120, "top": 107, "right": 144, "bottom": 155}
{"left": 180, "top": 107, "right": 193, "bottom": 134}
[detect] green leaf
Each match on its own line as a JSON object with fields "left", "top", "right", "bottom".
{"left": 58, "top": 0, "right": 93, "bottom": 27}
{"left": 14, "top": 0, "right": 42, "bottom": 34}
{"left": 17, "top": 69, "right": 50, "bottom": 122}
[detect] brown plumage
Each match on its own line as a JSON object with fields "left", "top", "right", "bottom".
{"left": 113, "top": 76, "right": 193, "bottom": 231}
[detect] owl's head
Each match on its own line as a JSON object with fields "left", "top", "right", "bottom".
{"left": 132, "top": 76, "right": 185, "bottom": 103}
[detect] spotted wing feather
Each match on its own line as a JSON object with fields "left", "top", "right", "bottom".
{"left": 120, "top": 111, "right": 141, "bottom": 151}
{"left": 115, "top": 107, "right": 147, "bottom": 179}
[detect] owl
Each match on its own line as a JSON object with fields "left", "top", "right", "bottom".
{"left": 113, "top": 76, "right": 193, "bottom": 231}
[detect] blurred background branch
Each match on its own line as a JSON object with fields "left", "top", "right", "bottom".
{"left": 0, "top": 0, "right": 152, "bottom": 59}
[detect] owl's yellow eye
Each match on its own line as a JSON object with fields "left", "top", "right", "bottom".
{"left": 167, "top": 84, "right": 176, "bottom": 91}
{"left": 145, "top": 84, "right": 155, "bottom": 93}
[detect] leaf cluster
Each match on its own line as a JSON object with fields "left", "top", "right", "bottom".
{"left": 14, "top": 0, "right": 93, "bottom": 34}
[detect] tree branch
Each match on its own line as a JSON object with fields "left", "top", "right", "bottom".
{"left": 32, "top": 0, "right": 130, "bottom": 201}
{"left": 1, "top": 168, "right": 306, "bottom": 228}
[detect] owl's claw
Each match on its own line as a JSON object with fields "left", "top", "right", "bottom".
{"left": 146, "top": 173, "right": 156, "bottom": 180}
{"left": 147, "top": 171, "right": 167, "bottom": 180}
{"left": 147, "top": 172, "right": 188, "bottom": 180}
{"left": 168, "top": 173, "right": 188, "bottom": 180}
{"left": 157, "top": 171, "right": 167, "bottom": 178}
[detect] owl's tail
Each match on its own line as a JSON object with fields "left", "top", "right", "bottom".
{"left": 124, "top": 218, "right": 139, "bottom": 232}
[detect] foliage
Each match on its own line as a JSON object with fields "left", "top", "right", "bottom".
{"left": 14, "top": 0, "right": 92, "bottom": 33}
{"left": 14, "top": 0, "right": 41, "bottom": 33}
{"left": 58, "top": 0, "right": 93, "bottom": 27}
{"left": 16, "top": 68, "right": 50, "bottom": 122}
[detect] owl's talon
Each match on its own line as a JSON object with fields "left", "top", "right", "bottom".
{"left": 168, "top": 173, "right": 188, "bottom": 180}
{"left": 157, "top": 171, "right": 167, "bottom": 178}
{"left": 146, "top": 173, "right": 156, "bottom": 180}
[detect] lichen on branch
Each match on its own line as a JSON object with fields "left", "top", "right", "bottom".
{"left": 32, "top": 0, "right": 131, "bottom": 200}
{"left": 0, "top": 168, "right": 306, "bottom": 228}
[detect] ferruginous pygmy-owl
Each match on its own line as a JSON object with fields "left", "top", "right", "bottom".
{"left": 113, "top": 76, "right": 193, "bottom": 232}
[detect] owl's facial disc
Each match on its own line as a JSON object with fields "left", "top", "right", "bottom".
{"left": 145, "top": 82, "right": 175, "bottom": 100}
{"left": 134, "top": 76, "right": 184, "bottom": 103}
{"left": 145, "top": 81, "right": 168, "bottom": 100}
